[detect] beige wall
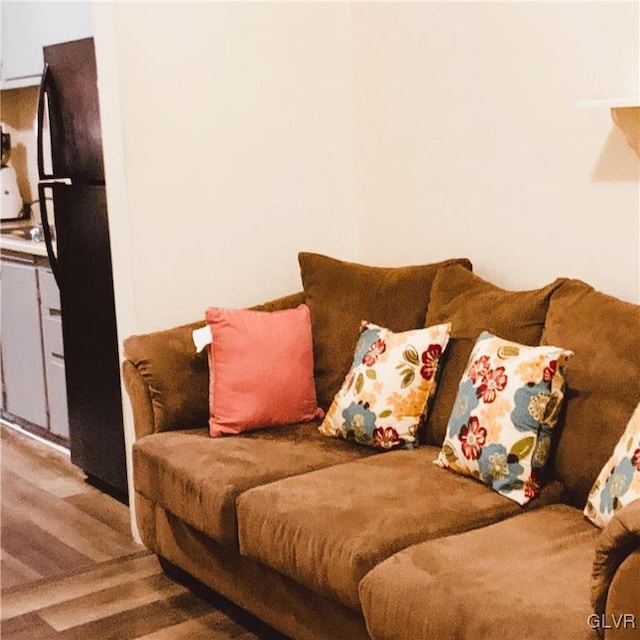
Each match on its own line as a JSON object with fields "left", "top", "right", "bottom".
{"left": 351, "top": 2, "right": 639, "bottom": 300}
{"left": 97, "top": 2, "right": 639, "bottom": 339}
{"left": 95, "top": 2, "right": 361, "bottom": 337}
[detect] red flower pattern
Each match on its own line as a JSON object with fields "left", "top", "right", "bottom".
{"left": 458, "top": 416, "right": 487, "bottom": 460}
{"left": 362, "top": 338, "right": 386, "bottom": 366}
{"left": 420, "top": 344, "right": 443, "bottom": 380}
{"left": 543, "top": 360, "right": 557, "bottom": 387}
{"left": 476, "top": 366, "right": 508, "bottom": 403}
{"left": 468, "top": 355, "right": 491, "bottom": 384}
{"left": 525, "top": 470, "right": 541, "bottom": 499}
{"left": 373, "top": 426, "right": 402, "bottom": 449}
{"left": 632, "top": 447, "right": 640, "bottom": 472}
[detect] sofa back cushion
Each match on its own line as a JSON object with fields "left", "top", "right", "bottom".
{"left": 298, "top": 252, "right": 472, "bottom": 410}
{"left": 424, "top": 266, "right": 566, "bottom": 446}
{"left": 541, "top": 280, "right": 640, "bottom": 508}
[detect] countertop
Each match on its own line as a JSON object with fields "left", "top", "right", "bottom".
{"left": 1, "top": 219, "right": 52, "bottom": 258}
{"left": 1, "top": 234, "right": 51, "bottom": 257}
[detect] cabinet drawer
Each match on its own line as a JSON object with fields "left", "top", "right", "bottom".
{"left": 46, "top": 356, "right": 69, "bottom": 439}
{"left": 38, "top": 266, "right": 64, "bottom": 357}
{"left": 42, "top": 312, "right": 64, "bottom": 358}
{"left": 38, "top": 267, "right": 61, "bottom": 312}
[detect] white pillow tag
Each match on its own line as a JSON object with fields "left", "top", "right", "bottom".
{"left": 193, "top": 325, "right": 212, "bottom": 353}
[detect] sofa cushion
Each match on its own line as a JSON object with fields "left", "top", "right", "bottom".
{"left": 541, "top": 280, "right": 640, "bottom": 508}
{"left": 585, "top": 402, "right": 640, "bottom": 528}
{"left": 359, "top": 504, "right": 598, "bottom": 640}
{"left": 205, "top": 304, "right": 323, "bottom": 437}
{"left": 298, "top": 252, "right": 472, "bottom": 410}
{"left": 319, "top": 322, "right": 451, "bottom": 450}
{"left": 133, "top": 423, "right": 376, "bottom": 546}
{"left": 424, "top": 265, "right": 566, "bottom": 446}
{"left": 236, "top": 446, "right": 566, "bottom": 611}
{"left": 435, "top": 331, "right": 572, "bottom": 504}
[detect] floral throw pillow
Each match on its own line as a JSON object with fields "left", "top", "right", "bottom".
{"left": 584, "top": 403, "right": 640, "bottom": 528}
{"left": 435, "top": 332, "right": 573, "bottom": 504}
{"left": 319, "top": 322, "right": 451, "bottom": 450}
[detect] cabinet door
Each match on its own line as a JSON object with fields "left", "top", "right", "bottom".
{"left": 38, "top": 266, "right": 69, "bottom": 438}
{"left": 0, "top": 2, "right": 92, "bottom": 89}
{"left": 0, "top": 258, "right": 48, "bottom": 427}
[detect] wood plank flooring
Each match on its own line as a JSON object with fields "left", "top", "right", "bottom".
{"left": 0, "top": 425, "right": 287, "bottom": 639}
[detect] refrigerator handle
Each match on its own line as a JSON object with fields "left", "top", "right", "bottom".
{"left": 39, "top": 183, "right": 61, "bottom": 288}
{"left": 37, "top": 63, "right": 55, "bottom": 180}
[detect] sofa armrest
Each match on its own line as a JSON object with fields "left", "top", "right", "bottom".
{"left": 123, "top": 319, "right": 212, "bottom": 439}
{"left": 603, "top": 548, "right": 640, "bottom": 640}
{"left": 123, "top": 291, "right": 305, "bottom": 439}
{"left": 591, "top": 499, "right": 640, "bottom": 638}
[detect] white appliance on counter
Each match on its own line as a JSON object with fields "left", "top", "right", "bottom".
{"left": 1, "top": 126, "right": 26, "bottom": 221}
{"left": 1, "top": 165, "right": 24, "bottom": 220}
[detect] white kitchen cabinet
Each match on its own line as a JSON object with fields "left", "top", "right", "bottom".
{"left": 0, "top": 250, "right": 69, "bottom": 441}
{"left": 0, "top": 253, "right": 49, "bottom": 427}
{"left": 0, "top": 1, "right": 92, "bottom": 89}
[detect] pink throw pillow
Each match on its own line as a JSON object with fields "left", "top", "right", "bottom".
{"left": 206, "top": 304, "right": 323, "bottom": 437}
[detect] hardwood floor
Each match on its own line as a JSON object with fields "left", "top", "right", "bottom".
{"left": 0, "top": 425, "right": 286, "bottom": 639}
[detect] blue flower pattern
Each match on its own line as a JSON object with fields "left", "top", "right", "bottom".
{"left": 341, "top": 401, "right": 377, "bottom": 443}
{"left": 599, "top": 457, "right": 634, "bottom": 515}
{"left": 447, "top": 378, "right": 479, "bottom": 438}
{"left": 511, "top": 381, "right": 551, "bottom": 433}
{"left": 478, "top": 443, "right": 524, "bottom": 494}
{"left": 351, "top": 327, "right": 381, "bottom": 368}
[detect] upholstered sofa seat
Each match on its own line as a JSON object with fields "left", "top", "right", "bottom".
{"left": 237, "top": 446, "right": 566, "bottom": 611}
{"left": 359, "top": 503, "right": 600, "bottom": 640}
{"left": 134, "top": 421, "right": 376, "bottom": 546}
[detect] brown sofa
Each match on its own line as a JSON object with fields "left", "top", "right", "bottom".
{"left": 123, "top": 255, "right": 640, "bottom": 640}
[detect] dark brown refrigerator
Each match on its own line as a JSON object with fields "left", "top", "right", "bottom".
{"left": 38, "top": 37, "right": 128, "bottom": 500}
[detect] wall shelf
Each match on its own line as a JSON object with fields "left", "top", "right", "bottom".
{"left": 578, "top": 98, "right": 640, "bottom": 157}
